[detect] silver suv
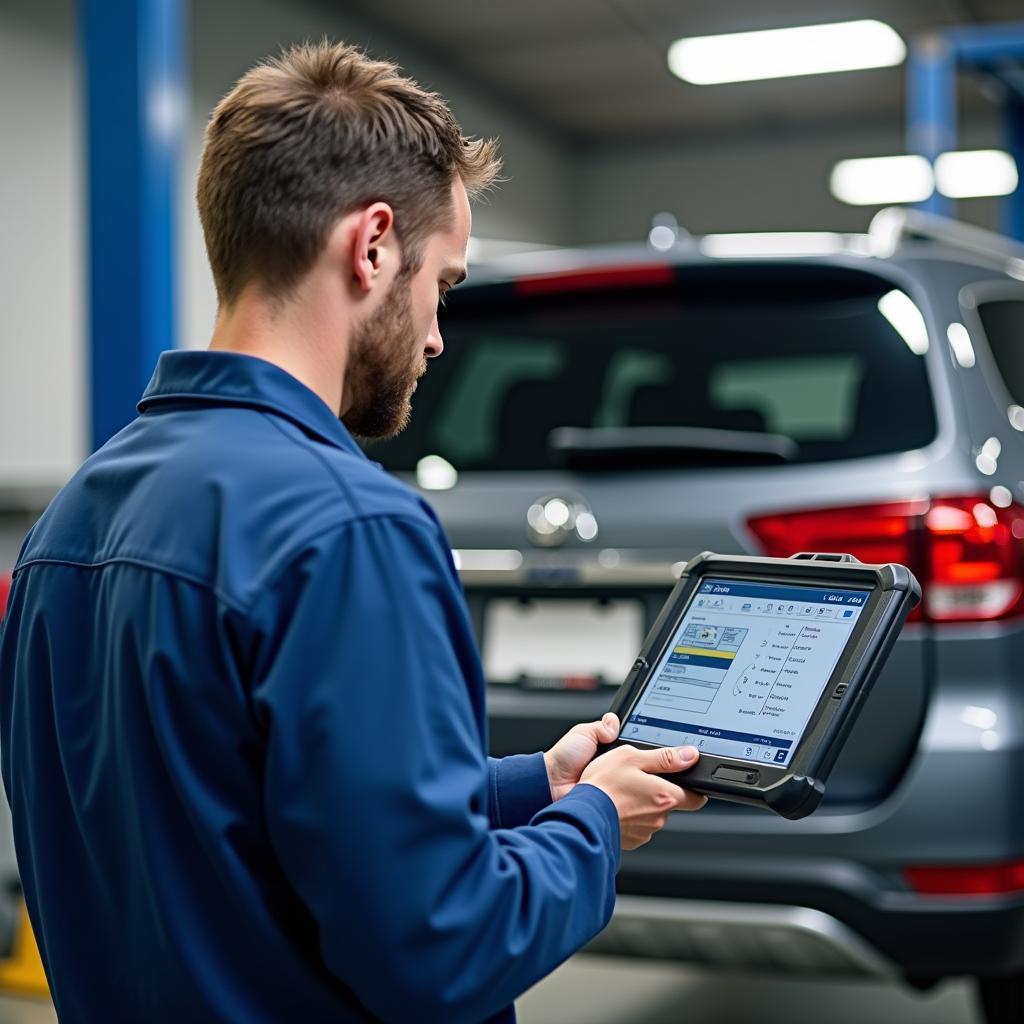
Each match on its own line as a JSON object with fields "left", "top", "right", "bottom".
{"left": 368, "top": 210, "right": 1024, "bottom": 1023}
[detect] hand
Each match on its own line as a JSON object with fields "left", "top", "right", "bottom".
{"left": 580, "top": 744, "right": 707, "bottom": 850}
{"left": 543, "top": 713, "right": 621, "bottom": 801}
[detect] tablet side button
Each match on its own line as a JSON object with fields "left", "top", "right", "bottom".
{"left": 712, "top": 766, "right": 760, "bottom": 785}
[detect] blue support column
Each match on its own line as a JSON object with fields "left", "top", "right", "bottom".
{"left": 907, "top": 22, "right": 1024, "bottom": 237}
{"left": 1006, "top": 98, "right": 1024, "bottom": 242}
{"left": 81, "top": 0, "right": 187, "bottom": 450}
{"left": 954, "top": 23, "right": 1024, "bottom": 242}
{"left": 954, "top": 23, "right": 1024, "bottom": 243}
{"left": 907, "top": 34, "right": 956, "bottom": 217}
{"left": 945, "top": 24, "right": 1024, "bottom": 66}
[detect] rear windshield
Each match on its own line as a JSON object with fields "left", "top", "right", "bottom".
{"left": 977, "top": 299, "right": 1024, "bottom": 404}
{"left": 367, "top": 265, "right": 937, "bottom": 472}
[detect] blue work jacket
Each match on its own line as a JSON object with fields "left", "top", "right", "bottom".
{"left": 0, "top": 351, "right": 620, "bottom": 1023}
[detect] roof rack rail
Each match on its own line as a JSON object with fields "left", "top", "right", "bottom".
{"left": 868, "top": 207, "right": 1024, "bottom": 268}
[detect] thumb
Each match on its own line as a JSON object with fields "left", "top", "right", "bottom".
{"left": 631, "top": 745, "right": 699, "bottom": 775}
{"left": 571, "top": 713, "right": 618, "bottom": 744}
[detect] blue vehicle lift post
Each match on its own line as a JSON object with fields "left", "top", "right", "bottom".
{"left": 81, "top": 0, "right": 188, "bottom": 450}
{"left": 907, "top": 22, "right": 1024, "bottom": 240}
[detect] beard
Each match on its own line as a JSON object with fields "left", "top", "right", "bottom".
{"left": 342, "top": 272, "right": 427, "bottom": 440}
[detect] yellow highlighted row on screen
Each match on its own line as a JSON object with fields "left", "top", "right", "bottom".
{"left": 674, "top": 646, "right": 737, "bottom": 660}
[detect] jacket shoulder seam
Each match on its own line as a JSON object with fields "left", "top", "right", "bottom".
{"left": 12, "top": 555, "right": 248, "bottom": 614}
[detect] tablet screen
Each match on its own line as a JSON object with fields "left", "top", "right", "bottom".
{"left": 622, "top": 577, "right": 870, "bottom": 767}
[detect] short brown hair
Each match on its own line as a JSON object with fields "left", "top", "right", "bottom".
{"left": 197, "top": 40, "right": 500, "bottom": 306}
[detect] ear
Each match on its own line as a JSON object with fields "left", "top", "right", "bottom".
{"left": 350, "top": 202, "right": 397, "bottom": 293}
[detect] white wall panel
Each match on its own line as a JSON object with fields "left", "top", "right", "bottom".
{"left": 0, "top": 0, "right": 84, "bottom": 492}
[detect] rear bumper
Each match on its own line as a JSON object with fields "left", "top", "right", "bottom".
{"left": 588, "top": 896, "right": 896, "bottom": 977}
{"left": 612, "top": 856, "right": 1024, "bottom": 978}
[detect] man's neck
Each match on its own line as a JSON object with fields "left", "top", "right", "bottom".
{"left": 209, "top": 284, "right": 349, "bottom": 415}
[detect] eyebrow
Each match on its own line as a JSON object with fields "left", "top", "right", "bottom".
{"left": 443, "top": 265, "right": 468, "bottom": 287}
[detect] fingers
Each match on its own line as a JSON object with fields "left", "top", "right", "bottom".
{"left": 618, "top": 823, "right": 667, "bottom": 847}
{"left": 620, "top": 787, "right": 707, "bottom": 849}
{"left": 628, "top": 744, "right": 699, "bottom": 775}
{"left": 642, "top": 776, "right": 706, "bottom": 813}
{"left": 579, "top": 738, "right": 710, "bottom": 850}
{"left": 620, "top": 745, "right": 706, "bottom": 810}
{"left": 671, "top": 786, "right": 709, "bottom": 812}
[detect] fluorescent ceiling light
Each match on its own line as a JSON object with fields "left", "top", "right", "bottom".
{"left": 668, "top": 19, "right": 905, "bottom": 85}
{"left": 935, "top": 149, "right": 1019, "bottom": 199}
{"left": 837, "top": 150, "right": 1018, "bottom": 207}
{"left": 831, "top": 155, "right": 934, "bottom": 206}
{"left": 700, "top": 232, "right": 846, "bottom": 258}
{"left": 878, "top": 290, "right": 929, "bottom": 355}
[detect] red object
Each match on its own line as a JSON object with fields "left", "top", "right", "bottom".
{"left": 0, "top": 572, "right": 10, "bottom": 621}
{"left": 905, "top": 861, "right": 1024, "bottom": 897}
{"left": 514, "top": 263, "right": 675, "bottom": 295}
{"left": 562, "top": 675, "right": 600, "bottom": 692}
{"left": 747, "top": 495, "right": 1024, "bottom": 624}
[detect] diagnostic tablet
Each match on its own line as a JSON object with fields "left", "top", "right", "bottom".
{"left": 604, "top": 551, "right": 920, "bottom": 819}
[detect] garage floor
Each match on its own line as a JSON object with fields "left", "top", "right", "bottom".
{"left": 0, "top": 954, "right": 980, "bottom": 1023}
{"left": 517, "top": 955, "right": 979, "bottom": 1024}
{"left": 0, "top": 998, "right": 51, "bottom": 1024}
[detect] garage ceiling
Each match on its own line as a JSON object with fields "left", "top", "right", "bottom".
{"left": 340, "top": 0, "right": 1024, "bottom": 148}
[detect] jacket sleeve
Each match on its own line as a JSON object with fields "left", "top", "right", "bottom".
{"left": 487, "top": 754, "right": 553, "bottom": 829}
{"left": 248, "top": 514, "right": 620, "bottom": 1024}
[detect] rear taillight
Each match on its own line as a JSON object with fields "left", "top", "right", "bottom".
{"left": 905, "top": 861, "right": 1024, "bottom": 897}
{"left": 0, "top": 572, "right": 9, "bottom": 621}
{"left": 747, "top": 496, "right": 1024, "bottom": 624}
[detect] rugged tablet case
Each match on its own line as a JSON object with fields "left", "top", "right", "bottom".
{"left": 602, "top": 551, "right": 921, "bottom": 820}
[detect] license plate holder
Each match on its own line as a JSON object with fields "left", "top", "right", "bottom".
{"left": 482, "top": 597, "right": 644, "bottom": 688}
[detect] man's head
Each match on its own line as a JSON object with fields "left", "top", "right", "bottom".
{"left": 342, "top": 178, "right": 472, "bottom": 438}
{"left": 197, "top": 41, "right": 499, "bottom": 436}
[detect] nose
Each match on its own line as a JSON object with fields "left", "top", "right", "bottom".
{"left": 425, "top": 312, "right": 444, "bottom": 359}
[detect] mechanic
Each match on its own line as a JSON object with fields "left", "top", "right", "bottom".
{"left": 0, "top": 41, "right": 706, "bottom": 1023}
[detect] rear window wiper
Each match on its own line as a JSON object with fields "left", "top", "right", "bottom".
{"left": 548, "top": 426, "right": 799, "bottom": 469}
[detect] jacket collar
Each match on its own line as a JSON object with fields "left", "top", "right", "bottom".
{"left": 138, "top": 350, "right": 367, "bottom": 460}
